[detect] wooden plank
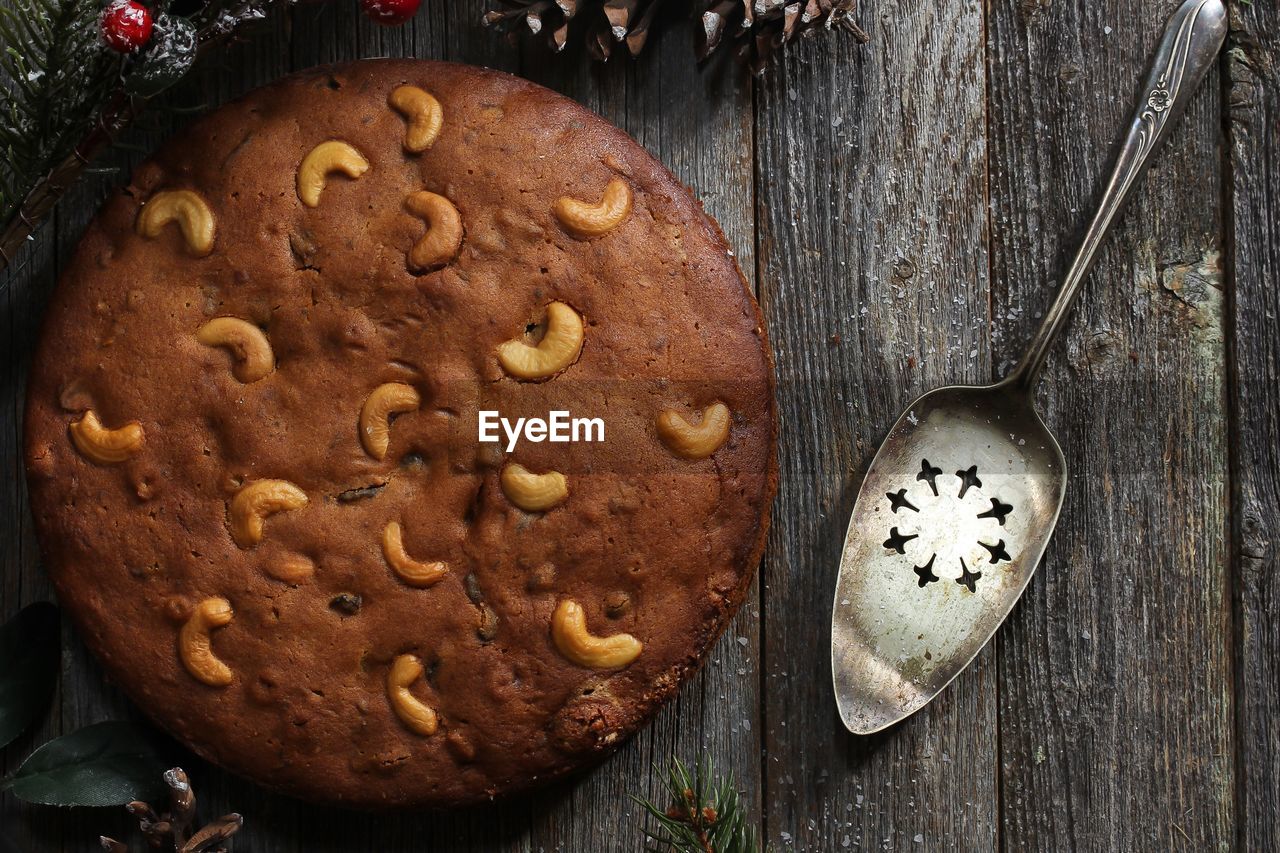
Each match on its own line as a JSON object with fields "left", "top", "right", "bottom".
{"left": 283, "top": 3, "right": 396, "bottom": 851}
{"left": 394, "top": 6, "right": 533, "bottom": 850}
{"left": 0, "top": 132, "right": 65, "bottom": 853}
{"left": 516, "top": 21, "right": 762, "bottom": 853}
{"left": 284, "top": 5, "right": 529, "bottom": 850}
{"left": 0, "top": 24, "right": 61, "bottom": 853}
{"left": 0, "top": 76, "right": 134, "bottom": 853}
{"left": 0, "top": 10, "right": 298, "bottom": 853}
{"left": 273, "top": 7, "right": 758, "bottom": 851}
{"left": 0, "top": 60, "right": 174, "bottom": 853}
{"left": 0, "top": 9, "right": 759, "bottom": 853}
{"left": 986, "top": 2, "right": 1234, "bottom": 849}
{"left": 184, "top": 15, "right": 304, "bottom": 853}
{"left": 1226, "top": 1, "right": 1280, "bottom": 849}
{"left": 755, "top": 4, "right": 997, "bottom": 850}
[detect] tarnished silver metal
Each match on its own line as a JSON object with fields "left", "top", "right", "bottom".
{"left": 831, "top": 0, "right": 1228, "bottom": 735}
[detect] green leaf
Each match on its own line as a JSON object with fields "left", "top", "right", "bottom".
{"left": 0, "top": 602, "right": 60, "bottom": 749}
{"left": 4, "top": 721, "right": 169, "bottom": 807}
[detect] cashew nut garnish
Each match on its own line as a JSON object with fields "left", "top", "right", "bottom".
{"left": 135, "top": 189, "right": 216, "bottom": 257}
{"left": 554, "top": 178, "right": 633, "bottom": 238}
{"left": 360, "top": 382, "right": 420, "bottom": 461}
{"left": 196, "top": 317, "right": 274, "bottom": 383}
{"left": 405, "top": 191, "right": 463, "bottom": 271}
{"left": 387, "top": 654, "right": 439, "bottom": 736}
{"left": 551, "top": 599, "right": 642, "bottom": 670}
{"left": 265, "top": 554, "right": 315, "bottom": 584}
{"left": 179, "top": 597, "right": 235, "bottom": 687}
{"left": 389, "top": 85, "right": 444, "bottom": 153}
{"left": 69, "top": 410, "right": 144, "bottom": 464}
{"left": 297, "top": 140, "right": 369, "bottom": 208}
{"left": 382, "top": 521, "right": 448, "bottom": 588}
{"left": 500, "top": 463, "right": 568, "bottom": 512}
{"left": 496, "top": 302, "right": 584, "bottom": 380}
{"left": 228, "top": 479, "right": 308, "bottom": 549}
{"left": 656, "top": 402, "right": 731, "bottom": 460}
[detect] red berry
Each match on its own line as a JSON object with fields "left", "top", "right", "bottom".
{"left": 100, "top": 0, "right": 153, "bottom": 53}
{"left": 360, "top": 0, "right": 420, "bottom": 26}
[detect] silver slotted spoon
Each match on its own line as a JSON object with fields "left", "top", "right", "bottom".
{"left": 830, "top": 0, "right": 1228, "bottom": 735}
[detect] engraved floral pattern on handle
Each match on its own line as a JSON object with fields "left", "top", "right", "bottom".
{"left": 1004, "top": 0, "right": 1227, "bottom": 392}
{"left": 1130, "top": 0, "right": 1220, "bottom": 189}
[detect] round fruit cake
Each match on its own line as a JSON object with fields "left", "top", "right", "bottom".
{"left": 24, "top": 60, "right": 776, "bottom": 808}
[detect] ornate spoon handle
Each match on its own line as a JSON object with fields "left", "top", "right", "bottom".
{"left": 1006, "top": 0, "right": 1227, "bottom": 393}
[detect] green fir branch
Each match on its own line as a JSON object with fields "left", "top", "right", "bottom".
{"left": 635, "top": 757, "right": 766, "bottom": 853}
{"left": 0, "top": 0, "right": 294, "bottom": 273}
{"left": 0, "top": 0, "right": 121, "bottom": 226}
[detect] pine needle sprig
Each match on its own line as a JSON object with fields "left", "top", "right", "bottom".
{"left": 0, "top": 0, "right": 294, "bottom": 274}
{"left": 0, "top": 0, "right": 124, "bottom": 240}
{"left": 635, "top": 757, "right": 767, "bottom": 853}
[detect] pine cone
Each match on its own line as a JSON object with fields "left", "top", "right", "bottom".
{"left": 482, "top": 0, "right": 868, "bottom": 71}
{"left": 99, "top": 768, "right": 244, "bottom": 853}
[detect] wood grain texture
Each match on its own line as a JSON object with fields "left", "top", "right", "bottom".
{"left": 0, "top": 119, "right": 62, "bottom": 853}
{"left": 0, "top": 2, "right": 760, "bottom": 851}
{"left": 2, "top": 0, "right": 1277, "bottom": 850}
{"left": 1226, "top": 1, "right": 1280, "bottom": 850}
{"left": 756, "top": 4, "right": 997, "bottom": 849}
{"left": 515, "top": 21, "right": 763, "bottom": 853}
{"left": 987, "top": 1, "right": 1234, "bottom": 850}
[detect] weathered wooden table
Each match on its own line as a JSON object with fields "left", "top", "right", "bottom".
{"left": 2, "top": 1, "right": 1277, "bottom": 850}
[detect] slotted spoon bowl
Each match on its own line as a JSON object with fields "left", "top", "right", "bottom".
{"left": 830, "top": 0, "right": 1228, "bottom": 735}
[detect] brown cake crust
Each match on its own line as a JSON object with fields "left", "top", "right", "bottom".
{"left": 23, "top": 60, "right": 776, "bottom": 808}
